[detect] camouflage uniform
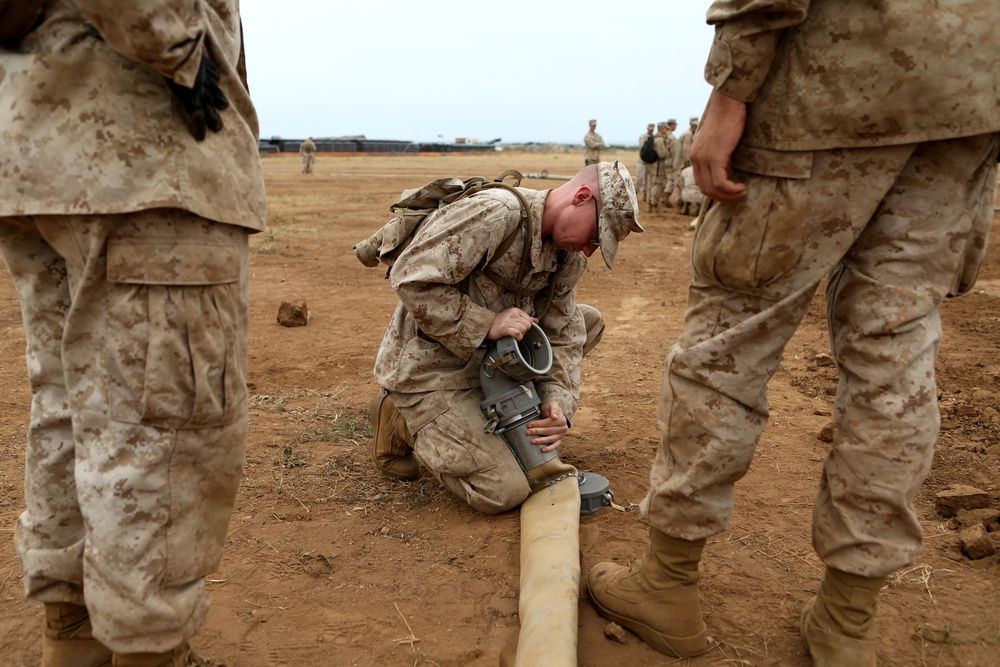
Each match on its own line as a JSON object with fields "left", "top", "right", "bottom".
{"left": 679, "top": 165, "right": 703, "bottom": 215}
{"left": 673, "top": 124, "right": 697, "bottom": 205}
{"left": 0, "top": 0, "right": 266, "bottom": 654}
{"left": 374, "top": 188, "right": 589, "bottom": 513}
{"left": 643, "top": 0, "right": 1000, "bottom": 579}
{"left": 584, "top": 129, "right": 605, "bottom": 166}
{"left": 300, "top": 138, "right": 316, "bottom": 174}
{"left": 635, "top": 132, "right": 653, "bottom": 197}
{"left": 646, "top": 131, "right": 675, "bottom": 208}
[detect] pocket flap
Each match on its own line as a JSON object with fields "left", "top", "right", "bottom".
{"left": 732, "top": 145, "right": 814, "bottom": 179}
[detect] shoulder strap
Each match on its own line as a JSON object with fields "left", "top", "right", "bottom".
{"left": 467, "top": 171, "right": 544, "bottom": 298}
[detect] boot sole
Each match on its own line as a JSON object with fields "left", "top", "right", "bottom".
{"left": 369, "top": 391, "right": 419, "bottom": 481}
{"left": 586, "top": 582, "right": 708, "bottom": 658}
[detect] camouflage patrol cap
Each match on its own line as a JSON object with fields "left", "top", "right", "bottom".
{"left": 657, "top": 121, "right": 669, "bottom": 129}
{"left": 690, "top": 116, "right": 700, "bottom": 124}
{"left": 667, "top": 118, "right": 677, "bottom": 125}
{"left": 647, "top": 123, "right": 655, "bottom": 130}
{"left": 589, "top": 119, "right": 597, "bottom": 124}
{"left": 596, "top": 160, "right": 643, "bottom": 269}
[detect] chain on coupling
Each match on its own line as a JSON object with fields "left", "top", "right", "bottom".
{"left": 609, "top": 495, "right": 640, "bottom": 512}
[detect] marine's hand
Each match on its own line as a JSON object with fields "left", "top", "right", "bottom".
{"left": 166, "top": 52, "right": 229, "bottom": 141}
{"left": 690, "top": 89, "right": 748, "bottom": 203}
{"left": 0, "top": 0, "right": 45, "bottom": 44}
{"left": 487, "top": 308, "right": 538, "bottom": 341}
{"left": 526, "top": 402, "right": 568, "bottom": 453}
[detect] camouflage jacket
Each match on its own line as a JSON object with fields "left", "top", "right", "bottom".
{"left": 0, "top": 0, "right": 266, "bottom": 230}
{"left": 674, "top": 130, "right": 695, "bottom": 170}
{"left": 584, "top": 131, "right": 605, "bottom": 161}
{"left": 653, "top": 135, "right": 675, "bottom": 174}
{"left": 374, "top": 188, "right": 587, "bottom": 420}
{"left": 706, "top": 0, "right": 1000, "bottom": 152}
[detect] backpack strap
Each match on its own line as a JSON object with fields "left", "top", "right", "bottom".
{"left": 479, "top": 182, "right": 541, "bottom": 297}
{"left": 449, "top": 171, "right": 543, "bottom": 298}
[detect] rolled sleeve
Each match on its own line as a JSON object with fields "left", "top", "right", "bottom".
{"left": 704, "top": 1, "right": 810, "bottom": 102}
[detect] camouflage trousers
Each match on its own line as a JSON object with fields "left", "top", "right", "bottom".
{"left": 392, "top": 387, "right": 532, "bottom": 514}
{"left": 0, "top": 209, "right": 250, "bottom": 652}
{"left": 301, "top": 152, "right": 315, "bottom": 173}
{"left": 648, "top": 163, "right": 674, "bottom": 206}
{"left": 634, "top": 161, "right": 648, "bottom": 194}
{"left": 641, "top": 134, "right": 999, "bottom": 577}
{"left": 390, "top": 305, "right": 604, "bottom": 514}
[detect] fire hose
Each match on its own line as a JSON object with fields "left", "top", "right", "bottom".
{"left": 479, "top": 323, "right": 612, "bottom": 665}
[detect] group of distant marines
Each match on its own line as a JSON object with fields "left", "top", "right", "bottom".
{"left": 584, "top": 117, "right": 704, "bottom": 220}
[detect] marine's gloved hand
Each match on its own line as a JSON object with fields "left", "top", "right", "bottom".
{"left": 0, "top": 0, "right": 46, "bottom": 44}
{"left": 166, "top": 52, "right": 229, "bottom": 141}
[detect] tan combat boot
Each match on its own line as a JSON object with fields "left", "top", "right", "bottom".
{"left": 800, "top": 567, "right": 885, "bottom": 667}
{"left": 369, "top": 390, "right": 419, "bottom": 480}
{"left": 587, "top": 529, "right": 708, "bottom": 657}
{"left": 42, "top": 602, "right": 112, "bottom": 667}
{"left": 113, "top": 643, "right": 224, "bottom": 667}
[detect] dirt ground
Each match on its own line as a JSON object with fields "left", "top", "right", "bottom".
{"left": 1, "top": 151, "right": 999, "bottom": 667}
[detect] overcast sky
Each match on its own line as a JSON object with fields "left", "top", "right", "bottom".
{"left": 240, "top": 2, "right": 716, "bottom": 146}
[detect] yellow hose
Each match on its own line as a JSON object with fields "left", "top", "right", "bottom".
{"left": 514, "top": 476, "right": 581, "bottom": 667}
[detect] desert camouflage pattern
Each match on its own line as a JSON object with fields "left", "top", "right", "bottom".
{"left": 673, "top": 128, "right": 696, "bottom": 200}
{"left": 300, "top": 138, "right": 316, "bottom": 173}
{"left": 391, "top": 388, "right": 533, "bottom": 513}
{"left": 374, "top": 188, "right": 593, "bottom": 510}
{"left": 1, "top": 209, "right": 251, "bottom": 652}
{"left": 647, "top": 133, "right": 675, "bottom": 205}
{"left": 679, "top": 166, "right": 703, "bottom": 206}
{"left": 673, "top": 128, "right": 695, "bottom": 172}
{"left": 375, "top": 188, "right": 588, "bottom": 412}
{"left": 642, "top": 133, "right": 1000, "bottom": 577}
{"left": 634, "top": 133, "right": 652, "bottom": 194}
{"left": 584, "top": 130, "right": 605, "bottom": 165}
{"left": 0, "top": 0, "right": 267, "bottom": 230}
{"left": 704, "top": 0, "right": 1000, "bottom": 151}
{"left": 594, "top": 160, "right": 643, "bottom": 269}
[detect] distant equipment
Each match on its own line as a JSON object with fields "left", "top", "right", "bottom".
{"left": 523, "top": 169, "right": 572, "bottom": 181}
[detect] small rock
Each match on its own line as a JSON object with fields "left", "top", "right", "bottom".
{"left": 816, "top": 423, "right": 834, "bottom": 443}
{"left": 814, "top": 353, "right": 835, "bottom": 367}
{"left": 954, "top": 508, "right": 1000, "bottom": 532}
{"left": 959, "top": 523, "right": 996, "bottom": 560}
{"left": 935, "top": 485, "right": 990, "bottom": 517}
{"left": 604, "top": 622, "right": 627, "bottom": 644}
{"left": 955, "top": 405, "right": 978, "bottom": 418}
{"left": 277, "top": 301, "right": 309, "bottom": 327}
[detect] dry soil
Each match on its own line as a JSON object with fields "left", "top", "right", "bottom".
{"left": 0, "top": 151, "right": 998, "bottom": 667}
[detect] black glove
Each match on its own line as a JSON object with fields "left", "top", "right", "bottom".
{"left": 166, "top": 52, "right": 230, "bottom": 141}
{"left": 0, "top": 0, "right": 46, "bottom": 44}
